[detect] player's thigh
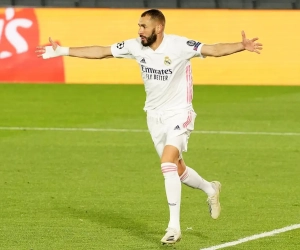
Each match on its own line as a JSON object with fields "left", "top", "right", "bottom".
{"left": 161, "top": 144, "right": 180, "bottom": 164}
{"left": 146, "top": 115, "right": 166, "bottom": 158}
{"left": 165, "top": 110, "right": 196, "bottom": 154}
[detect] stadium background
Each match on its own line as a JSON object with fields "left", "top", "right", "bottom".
{"left": 1, "top": 2, "right": 300, "bottom": 250}
{"left": 0, "top": 1, "right": 299, "bottom": 85}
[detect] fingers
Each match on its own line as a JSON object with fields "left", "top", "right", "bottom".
{"left": 242, "top": 32, "right": 263, "bottom": 54}
{"left": 35, "top": 46, "right": 45, "bottom": 57}
{"left": 254, "top": 44, "right": 263, "bottom": 54}
{"left": 241, "top": 30, "right": 246, "bottom": 39}
{"left": 35, "top": 48, "right": 45, "bottom": 53}
{"left": 49, "top": 37, "right": 58, "bottom": 50}
{"left": 49, "top": 37, "right": 54, "bottom": 45}
{"left": 254, "top": 43, "right": 263, "bottom": 51}
{"left": 49, "top": 37, "right": 55, "bottom": 48}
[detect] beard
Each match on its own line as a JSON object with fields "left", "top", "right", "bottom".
{"left": 140, "top": 29, "right": 157, "bottom": 47}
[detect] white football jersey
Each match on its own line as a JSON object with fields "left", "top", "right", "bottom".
{"left": 110, "top": 34, "right": 205, "bottom": 111}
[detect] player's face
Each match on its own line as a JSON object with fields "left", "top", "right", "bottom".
{"left": 138, "top": 16, "right": 158, "bottom": 47}
{"left": 140, "top": 28, "right": 157, "bottom": 47}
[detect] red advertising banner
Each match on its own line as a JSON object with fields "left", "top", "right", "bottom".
{"left": 0, "top": 8, "right": 64, "bottom": 83}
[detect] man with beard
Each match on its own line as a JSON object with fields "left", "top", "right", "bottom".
{"left": 36, "top": 9, "right": 263, "bottom": 245}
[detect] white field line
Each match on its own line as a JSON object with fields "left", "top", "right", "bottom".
{"left": 0, "top": 127, "right": 300, "bottom": 136}
{"left": 200, "top": 224, "right": 300, "bottom": 250}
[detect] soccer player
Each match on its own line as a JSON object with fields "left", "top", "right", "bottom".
{"left": 36, "top": 9, "right": 263, "bottom": 245}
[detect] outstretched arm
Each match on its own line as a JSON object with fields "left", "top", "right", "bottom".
{"left": 201, "top": 31, "right": 263, "bottom": 57}
{"left": 35, "top": 37, "right": 113, "bottom": 59}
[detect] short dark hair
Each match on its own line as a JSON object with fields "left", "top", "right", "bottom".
{"left": 141, "top": 9, "right": 165, "bottom": 26}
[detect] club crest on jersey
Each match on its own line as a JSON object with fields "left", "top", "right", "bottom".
{"left": 187, "top": 40, "right": 196, "bottom": 46}
{"left": 164, "top": 56, "right": 172, "bottom": 66}
{"left": 116, "top": 41, "right": 124, "bottom": 49}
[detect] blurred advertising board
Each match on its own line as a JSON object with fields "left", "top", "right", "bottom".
{"left": 0, "top": 8, "right": 299, "bottom": 85}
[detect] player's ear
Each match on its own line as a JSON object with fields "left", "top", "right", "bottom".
{"left": 156, "top": 24, "right": 162, "bottom": 34}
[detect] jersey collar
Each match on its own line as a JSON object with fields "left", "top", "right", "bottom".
{"left": 153, "top": 33, "right": 168, "bottom": 53}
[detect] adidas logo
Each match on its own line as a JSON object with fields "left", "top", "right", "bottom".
{"left": 174, "top": 125, "right": 180, "bottom": 130}
{"left": 140, "top": 58, "right": 146, "bottom": 64}
{"left": 167, "top": 236, "right": 175, "bottom": 241}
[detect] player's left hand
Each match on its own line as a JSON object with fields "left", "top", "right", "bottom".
{"left": 241, "top": 31, "right": 263, "bottom": 54}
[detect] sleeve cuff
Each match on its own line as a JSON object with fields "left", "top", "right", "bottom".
{"left": 198, "top": 43, "right": 206, "bottom": 59}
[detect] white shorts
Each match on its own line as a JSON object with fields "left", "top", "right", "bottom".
{"left": 146, "top": 109, "right": 197, "bottom": 158}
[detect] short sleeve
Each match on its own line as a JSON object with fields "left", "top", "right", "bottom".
{"left": 179, "top": 37, "right": 206, "bottom": 60}
{"left": 111, "top": 39, "right": 135, "bottom": 59}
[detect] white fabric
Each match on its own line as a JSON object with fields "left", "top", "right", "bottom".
{"left": 161, "top": 162, "right": 181, "bottom": 231}
{"left": 147, "top": 109, "right": 196, "bottom": 157}
{"left": 180, "top": 166, "right": 215, "bottom": 196}
{"left": 111, "top": 34, "right": 205, "bottom": 111}
{"left": 42, "top": 45, "right": 69, "bottom": 59}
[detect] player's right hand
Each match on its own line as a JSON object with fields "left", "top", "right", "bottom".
{"left": 35, "top": 37, "right": 69, "bottom": 59}
{"left": 35, "top": 37, "right": 57, "bottom": 58}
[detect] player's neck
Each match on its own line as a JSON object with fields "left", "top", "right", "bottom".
{"left": 149, "top": 34, "right": 164, "bottom": 51}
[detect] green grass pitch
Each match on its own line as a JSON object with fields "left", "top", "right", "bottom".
{"left": 0, "top": 84, "right": 299, "bottom": 250}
